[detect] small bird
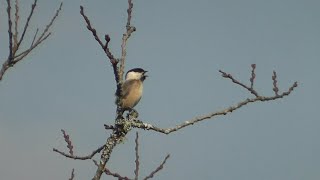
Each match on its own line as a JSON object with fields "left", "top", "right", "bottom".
{"left": 120, "top": 68, "right": 148, "bottom": 111}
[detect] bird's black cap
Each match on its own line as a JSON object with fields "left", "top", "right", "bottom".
{"left": 127, "top": 68, "right": 147, "bottom": 73}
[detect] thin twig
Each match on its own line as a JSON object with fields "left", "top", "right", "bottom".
{"left": 17, "top": 0, "right": 37, "bottom": 49}
{"left": 13, "top": 0, "right": 19, "bottom": 51}
{"left": 69, "top": 169, "right": 75, "bottom": 180}
{"left": 250, "top": 64, "right": 256, "bottom": 89}
{"left": 14, "top": 2, "right": 62, "bottom": 63}
{"left": 93, "top": 160, "right": 132, "bottom": 180}
{"left": 30, "top": 28, "right": 39, "bottom": 47}
{"left": 61, "top": 129, "right": 74, "bottom": 155}
{"left": 79, "top": 6, "right": 116, "bottom": 62}
{"left": 143, "top": 155, "right": 170, "bottom": 180}
{"left": 272, "top": 71, "right": 279, "bottom": 96}
{"left": 126, "top": 0, "right": 133, "bottom": 29}
{"left": 7, "top": 0, "right": 13, "bottom": 63}
{"left": 134, "top": 132, "right": 139, "bottom": 180}
{"left": 79, "top": 5, "right": 120, "bottom": 98}
{"left": 36, "top": 2, "right": 62, "bottom": 43}
{"left": 119, "top": 0, "right": 135, "bottom": 82}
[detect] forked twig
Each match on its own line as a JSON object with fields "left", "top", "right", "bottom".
{"left": 219, "top": 67, "right": 259, "bottom": 97}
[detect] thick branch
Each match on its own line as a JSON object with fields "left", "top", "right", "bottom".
{"left": 92, "top": 133, "right": 119, "bottom": 180}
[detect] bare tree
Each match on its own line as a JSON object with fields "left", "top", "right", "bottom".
{"left": 1, "top": 0, "right": 63, "bottom": 81}
{"left": 53, "top": 0, "right": 297, "bottom": 180}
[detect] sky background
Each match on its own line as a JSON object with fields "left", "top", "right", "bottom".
{"left": 0, "top": 0, "right": 319, "bottom": 179}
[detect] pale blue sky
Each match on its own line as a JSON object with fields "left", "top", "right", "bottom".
{"left": 0, "top": 0, "right": 319, "bottom": 179}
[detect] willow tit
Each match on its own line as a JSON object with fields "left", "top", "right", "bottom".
{"left": 120, "top": 68, "right": 147, "bottom": 111}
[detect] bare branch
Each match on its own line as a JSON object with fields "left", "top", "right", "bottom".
{"left": 0, "top": 1, "right": 62, "bottom": 81}
{"left": 126, "top": 0, "right": 133, "bottom": 29}
{"left": 119, "top": 0, "right": 136, "bottom": 83}
{"left": 134, "top": 132, "right": 139, "bottom": 180}
{"left": 143, "top": 155, "right": 170, "bottom": 180}
{"left": 53, "top": 145, "right": 104, "bottom": 160}
{"left": 13, "top": 33, "right": 51, "bottom": 63}
{"left": 93, "top": 160, "right": 132, "bottom": 180}
{"left": 79, "top": 5, "right": 121, "bottom": 98}
{"left": 79, "top": 6, "right": 116, "bottom": 63}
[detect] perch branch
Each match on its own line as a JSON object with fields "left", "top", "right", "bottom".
{"left": 132, "top": 65, "right": 298, "bottom": 134}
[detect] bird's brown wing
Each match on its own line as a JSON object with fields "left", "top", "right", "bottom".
{"left": 121, "top": 79, "right": 137, "bottom": 98}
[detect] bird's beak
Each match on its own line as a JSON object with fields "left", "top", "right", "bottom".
{"left": 142, "top": 71, "right": 148, "bottom": 80}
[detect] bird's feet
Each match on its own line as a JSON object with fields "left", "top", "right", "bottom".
{"left": 127, "top": 108, "right": 139, "bottom": 119}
